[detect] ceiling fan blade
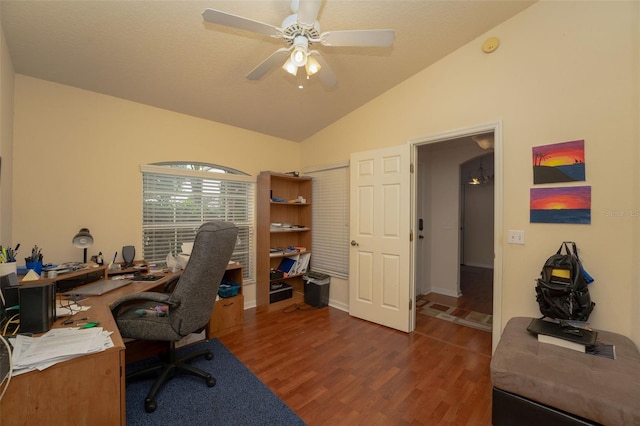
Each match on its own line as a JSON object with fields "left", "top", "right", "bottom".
{"left": 321, "top": 29, "right": 395, "bottom": 47}
{"left": 312, "top": 53, "right": 338, "bottom": 88}
{"left": 202, "top": 9, "right": 281, "bottom": 38}
{"left": 246, "top": 48, "right": 290, "bottom": 81}
{"left": 296, "top": 0, "right": 322, "bottom": 26}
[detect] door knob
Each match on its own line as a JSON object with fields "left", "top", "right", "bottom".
{"left": 350, "top": 240, "right": 359, "bottom": 246}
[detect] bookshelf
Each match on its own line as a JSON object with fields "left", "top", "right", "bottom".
{"left": 257, "top": 171, "right": 312, "bottom": 312}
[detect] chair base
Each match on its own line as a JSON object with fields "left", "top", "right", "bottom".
{"left": 127, "top": 342, "right": 216, "bottom": 413}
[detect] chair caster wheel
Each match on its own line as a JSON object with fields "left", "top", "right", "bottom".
{"left": 205, "top": 351, "right": 214, "bottom": 360}
{"left": 145, "top": 398, "right": 157, "bottom": 413}
{"left": 206, "top": 375, "right": 216, "bottom": 387}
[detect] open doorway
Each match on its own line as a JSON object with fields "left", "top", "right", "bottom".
{"left": 413, "top": 131, "right": 496, "bottom": 334}
{"left": 459, "top": 152, "right": 494, "bottom": 316}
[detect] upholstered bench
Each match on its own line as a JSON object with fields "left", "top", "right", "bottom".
{"left": 491, "top": 317, "right": 640, "bottom": 425}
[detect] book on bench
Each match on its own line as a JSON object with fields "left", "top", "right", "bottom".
{"left": 527, "top": 318, "right": 598, "bottom": 352}
{"left": 537, "top": 334, "right": 587, "bottom": 352}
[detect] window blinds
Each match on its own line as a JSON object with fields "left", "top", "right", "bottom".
{"left": 140, "top": 165, "right": 255, "bottom": 283}
{"left": 304, "top": 163, "right": 349, "bottom": 278}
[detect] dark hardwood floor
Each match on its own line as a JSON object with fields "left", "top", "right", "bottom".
{"left": 420, "top": 265, "right": 493, "bottom": 316}
{"left": 459, "top": 266, "right": 493, "bottom": 315}
{"left": 219, "top": 299, "right": 493, "bottom": 425}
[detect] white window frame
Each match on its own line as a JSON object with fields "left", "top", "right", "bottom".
{"left": 140, "top": 164, "right": 256, "bottom": 284}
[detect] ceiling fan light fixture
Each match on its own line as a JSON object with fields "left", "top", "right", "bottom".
{"left": 282, "top": 57, "right": 298, "bottom": 76}
{"left": 305, "top": 55, "right": 321, "bottom": 75}
{"left": 291, "top": 45, "right": 308, "bottom": 67}
{"left": 289, "top": 35, "right": 309, "bottom": 68}
{"left": 202, "top": 7, "right": 396, "bottom": 89}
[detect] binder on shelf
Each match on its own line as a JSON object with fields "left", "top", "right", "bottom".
{"left": 277, "top": 256, "right": 298, "bottom": 276}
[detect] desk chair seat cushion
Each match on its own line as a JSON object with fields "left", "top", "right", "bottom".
{"left": 112, "top": 292, "right": 182, "bottom": 341}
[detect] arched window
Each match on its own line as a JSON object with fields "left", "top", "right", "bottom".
{"left": 141, "top": 162, "right": 255, "bottom": 283}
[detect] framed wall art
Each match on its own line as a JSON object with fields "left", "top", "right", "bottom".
{"left": 532, "top": 140, "right": 585, "bottom": 184}
{"left": 530, "top": 186, "right": 591, "bottom": 224}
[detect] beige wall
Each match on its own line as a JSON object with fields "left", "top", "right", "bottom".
{"left": 301, "top": 2, "right": 640, "bottom": 344}
{"left": 0, "top": 24, "right": 15, "bottom": 245}
{"left": 12, "top": 76, "right": 302, "bottom": 304}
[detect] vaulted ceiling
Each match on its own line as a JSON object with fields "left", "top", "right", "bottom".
{"left": 1, "top": 1, "right": 534, "bottom": 141}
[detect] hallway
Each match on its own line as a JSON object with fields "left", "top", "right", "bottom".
{"left": 419, "top": 265, "right": 493, "bottom": 315}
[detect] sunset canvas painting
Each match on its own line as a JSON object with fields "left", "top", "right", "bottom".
{"left": 530, "top": 186, "right": 591, "bottom": 224}
{"left": 532, "top": 140, "right": 586, "bottom": 184}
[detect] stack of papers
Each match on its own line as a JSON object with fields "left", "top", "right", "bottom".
{"left": 9, "top": 327, "right": 113, "bottom": 375}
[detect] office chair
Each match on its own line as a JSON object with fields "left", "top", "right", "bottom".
{"left": 110, "top": 221, "right": 238, "bottom": 413}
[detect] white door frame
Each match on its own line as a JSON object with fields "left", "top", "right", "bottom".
{"left": 408, "top": 121, "right": 503, "bottom": 352}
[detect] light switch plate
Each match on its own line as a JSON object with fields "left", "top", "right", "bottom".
{"left": 507, "top": 230, "right": 525, "bottom": 245}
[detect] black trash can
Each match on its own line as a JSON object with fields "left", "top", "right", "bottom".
{"left": 303, "top": 271, "right": 330, "bottom": 308}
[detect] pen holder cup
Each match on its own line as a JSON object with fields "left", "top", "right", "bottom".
{"left": 26, "top": 261, "right": 43, "bottom": 276}
{"left": 0, "top": 262, "right": 17, "bottom": 277}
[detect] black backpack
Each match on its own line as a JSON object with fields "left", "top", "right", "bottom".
{"left": 535, "top": 242, "right": 595, "bottom": 322}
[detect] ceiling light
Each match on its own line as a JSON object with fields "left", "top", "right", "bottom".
{"left": 282, "top": 35, "right": 310, "bottom": 77}
{"left": 305, "top": 56, "right": 321, "bottom": 76}
{"left": 466, "top": 157, "right": 493, "bottom": 185}
{"left": 472, "top": 135, "right": 494, "bottom": 150}
{"left": 282, "top": 58, "right": 298, "bottom": 76}
{"left": 291, "top": 46, "right": 307, "bottom": 67}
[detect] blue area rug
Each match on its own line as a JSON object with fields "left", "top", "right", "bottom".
{"left": 126, "top": 339, "right": 305, "bottom": 425}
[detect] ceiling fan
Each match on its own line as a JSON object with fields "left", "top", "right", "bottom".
{"left": 202, "top": 0, "right": 395, "bottom": 88}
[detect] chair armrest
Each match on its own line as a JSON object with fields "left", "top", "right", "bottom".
{"left": 163, "top": 275, "right": 181, "bottom": 293}
{"left": 110, "top": 291, "right": 175, "bottom": 317}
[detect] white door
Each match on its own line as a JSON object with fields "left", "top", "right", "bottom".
{"left": 349, "top": 144, "right": 413, "bottom": 332}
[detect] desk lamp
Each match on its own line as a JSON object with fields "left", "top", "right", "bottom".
{"left": 72, "top": 228, "right": 94, "bottom": 263}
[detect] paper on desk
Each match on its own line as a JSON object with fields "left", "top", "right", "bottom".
{"left": 55, "top": 303, "right": 90, "bottom": 317}
{"left": 10, "top": 327, "right": 113, "bottom": 375}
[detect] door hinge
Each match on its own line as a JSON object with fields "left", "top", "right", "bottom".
{"left": 410, "top": 230, "right": 413, "bottom": 242}
{"left": 410, "top": 163, "right": 414, "bottom": 173}
{"left": 409, "top": 299, "right": 413, "bottom": 310}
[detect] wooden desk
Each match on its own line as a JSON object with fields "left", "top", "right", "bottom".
{"left": 209, "top": 262, "right": 244, "bottom": 338}
{"left": 0, "top": 271, "right": 179, "bottom": 426}
{"left": 1, "top": 263, "right": 244, "bottom": 425}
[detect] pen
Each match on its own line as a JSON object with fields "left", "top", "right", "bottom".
{"left": 113, "top": 251, "right": 118, "bottom": 264}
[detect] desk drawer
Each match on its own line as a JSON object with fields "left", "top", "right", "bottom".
{"left": 208, "top": 294, "right": 244, "bottom": 338}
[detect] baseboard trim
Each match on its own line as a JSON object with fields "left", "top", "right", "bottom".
{"left": 430, "top": 287, "right": 461, "bottom": 298}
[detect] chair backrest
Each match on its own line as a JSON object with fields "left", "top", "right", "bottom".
{"left": 167, "top": 221, "right": 238, "bottom": 336}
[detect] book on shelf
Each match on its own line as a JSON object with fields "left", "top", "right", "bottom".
{"left": 270, "top": 222, "right": 293, "bottom": 231}
{"left": 269, "top": 246, "right": 307, "bottom": 257}
{"left": 269, "top": 247, "right": 296, "bottom": 257}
